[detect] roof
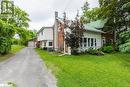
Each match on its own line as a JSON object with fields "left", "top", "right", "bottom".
{"left": 37, "top": 27, "right": 53, "bottom": 34}
{"left": 56, "top": 17, "right": 64, "bottom": 23}
{"left": 84, "top": 19, "right": 107, "bottom": 33}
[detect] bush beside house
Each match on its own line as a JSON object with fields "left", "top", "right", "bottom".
{"left": 85, "top": 48, "right": 105, "bottom": 56}
{"left": 101, "top": 45, "right": 114, "bottom": 53}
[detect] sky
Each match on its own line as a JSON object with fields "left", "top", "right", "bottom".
{"left": 13, "top": 0, "right": 99, "bottom": 31}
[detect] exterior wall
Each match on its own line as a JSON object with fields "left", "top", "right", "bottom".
{"left": 102, "top": 32, "right": 115, "bottom": 45}
{"left": 37, "top": 28, "right": 53, "bottom": 41}
{"left": 79, "top": 31, "right": 102, "bottom": 52}
{"left": 53, "top": 20, "right": 59, "bottom": 51}
{"left": 40, "top": 40, "right": 53, "bottom": 48}
{"left": 37, "top": 27, "right": 53, "bottom": 49}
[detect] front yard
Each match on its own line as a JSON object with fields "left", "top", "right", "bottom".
{"left": 36, "top": 48, "right": 130, "bottom": 87}
{"left": 0, "top": 45, "right": 25, "bottom": 62}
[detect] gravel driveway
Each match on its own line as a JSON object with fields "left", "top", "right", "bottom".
{"left": 0, "top": 47, "right": 57, "bottom": 87}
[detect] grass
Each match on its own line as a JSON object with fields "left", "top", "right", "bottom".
{"left": 0, "top": 45, "right": 25, "bottom": 62}
{"left": 36, "top": 48, "right": 130, "bottom": 87}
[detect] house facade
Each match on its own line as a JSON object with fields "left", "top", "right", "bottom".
{"left": 37, "top": 12, "right": 114, "bottom": 54}
{"left": 37, "top": 27, "right": 53, "bottom": 50}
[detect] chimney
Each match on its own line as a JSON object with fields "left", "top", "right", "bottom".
{"left": 55, "top": 11, "right": 58, "bottom": 19}
{"left": 63, "top": 12, "right": 66, "bottom": 21}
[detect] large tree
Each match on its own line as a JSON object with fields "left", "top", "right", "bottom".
{"left": 0, "top": 0, "right": 34, "bottom": 54}
{"left": 65, "top": 16, "right": 84, "bottom": 55}
{"left": 82, "top": 0, "right": 130, "bottom": 43}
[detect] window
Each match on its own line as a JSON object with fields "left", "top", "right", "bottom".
{"left": 44, "top": 42, "right": 46, "bottom": 46}
{"left": 84, "top": 43, "right": 87, "bottom": 47}
{"left": 110, "top": 39, "right": 113, "bottom": 43}
{"left": 88, "top": 38, "right": 90, "bottom": 47}
{"left": 84, "top": 38, "right": 87, "bottom": 43}
{"left": 95, "top": 39, "right": 97, "bottom": 47}
{"left": 91, "top": 38, "right": 94, "bottom": 47}
{"left": 84, "top": 38, "right": 87, "bottom": 47}
{"left": 49, "top": 42, "right": 53, "bottom": 46}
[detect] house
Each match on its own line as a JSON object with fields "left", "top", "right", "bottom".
{"left": 37, "top": 12, "right": 114, "bottom": 54}
{"left": 37, "top": 27, "right": 54, "bottom": 50}
{"left": 79, "top": 23, "right": 105, "bottom": 52}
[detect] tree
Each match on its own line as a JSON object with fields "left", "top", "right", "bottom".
{"left": 0, "top": 20, "right": 15, "bottom": 54}
{"left": 65, "top": 16, "right": 84, "bottom": 55}
{"left": 118, "top": 2, "right": 130, "bottom": 52}
{"left": 0, "top": 0, "right": 34, "bottom": 54}
{"left": 119, "top": 28, "right": 130, "bottom": 52}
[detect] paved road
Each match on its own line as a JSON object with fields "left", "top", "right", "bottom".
{"left": 0, "top": 47, "right": 57, "bottom": 87}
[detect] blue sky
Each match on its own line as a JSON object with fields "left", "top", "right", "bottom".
{"left": 13, "top": 0, "right": 99, "bottom": 30}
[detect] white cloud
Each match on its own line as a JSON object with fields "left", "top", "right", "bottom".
{"left": 12, "top": 0, "right": 98, "bottom": 30}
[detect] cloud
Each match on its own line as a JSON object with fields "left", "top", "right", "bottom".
{"left": 11, "top": 0, "right": 99, "bottom": 30}
{"left": 88, "top": 0, "right": 99, "bottom": 8}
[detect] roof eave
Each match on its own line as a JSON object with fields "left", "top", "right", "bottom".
{"left": 86, "top": 29, "right": 105, "bottom": 33}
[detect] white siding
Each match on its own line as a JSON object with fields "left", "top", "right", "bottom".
{"left": 37, "top": 27, "right": 53, "bottom": 48}
{"left": 79, "top": 31, "right": 102, "bottom": 51}
{"left": 37, "top": 28, "right": 53, "bottom": 41}
{"left": 53, "top": 20, "right": 58, "bottom": 51}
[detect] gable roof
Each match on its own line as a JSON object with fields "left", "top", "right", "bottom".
{"left": 37, "top": 27, "right": 53, "bottom": 34}
{"left": 84, "top": 19, "right": 107, "bottom": 33}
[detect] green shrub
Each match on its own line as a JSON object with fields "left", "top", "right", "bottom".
{"left": 119, "top": 41, "right": 130, "bottom": 53}
{"left": 0, "top": 37, "right": 11, "bottom": 55}
{"left": 43, "top": 47, "right": 47, "bottom": 50}
{"left": 102, "top": 46, "right": 114, "bottom": 53}
{"left": 86, "top": 48, "right": 104, "bottom": 56}
{"left": 71, "top": 49, "right": 79, "bottom": 55}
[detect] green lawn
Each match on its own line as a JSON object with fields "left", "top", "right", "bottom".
{"left": 36, "top": 48, "right": 130, "bottom": 87}
{"left": 0, "top": 45, "right": 25, "bottom": 62}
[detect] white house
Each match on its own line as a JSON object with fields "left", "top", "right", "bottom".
{"left": 79, "top": 23, "right": 105, "bottom": 52}
{"left": 37, "top": 12, "right": 107, "bottom": 54}
{"left": 37, "top": 27, "right": 53, "bottom": 49}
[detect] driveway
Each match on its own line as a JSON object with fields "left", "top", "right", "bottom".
{"left": 0, "top": 47, "right": 57, "bottom": 87}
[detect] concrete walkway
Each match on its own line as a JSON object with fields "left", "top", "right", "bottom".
{"left": 0, "top": 47, "right": 57, "bottom": 87}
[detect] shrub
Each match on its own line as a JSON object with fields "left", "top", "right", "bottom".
{"left": 71, "top": 49, "right": 79, "bottom": 55}
{"left": 101, "top": 46, "right": 114, "bottom": 53}
{"left": 86, "top": 48, "right": 104, "bottom": 56}
{"left": 96, "top": 50, "right": 105, "bottom": 56}
{"left": 0, "top": 37, "right": 11, "bottom": 55}
{"left": 43, "top": 47, "right": 47, "bottom": 50}
{"left": 119, "top": 41, "right": 130, "bottom": 53}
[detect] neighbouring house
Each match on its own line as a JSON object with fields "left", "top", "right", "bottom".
{"left": 37, "top": 12, "right": 114, "bottom": 54}
{"left": 37, "top": 27, "right": 54, "bottom": 50}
